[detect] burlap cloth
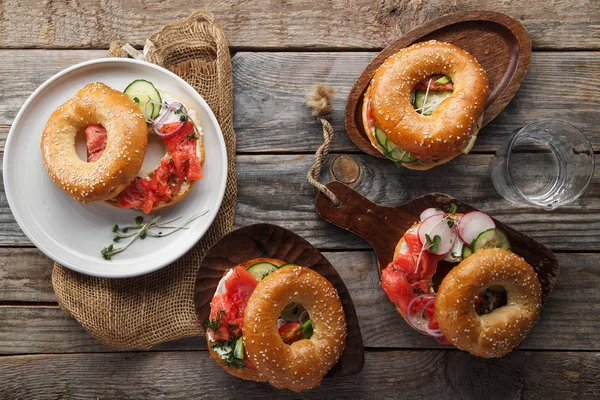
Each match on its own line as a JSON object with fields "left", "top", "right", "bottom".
{"left": 51, "top": 10, "right": 237, "bottom": 349}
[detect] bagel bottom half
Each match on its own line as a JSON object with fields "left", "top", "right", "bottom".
{"left": 206, "top": 258, "right": 286, "bottom": 382}
{"left": 361, "top": 86, "right": 482, "bottom": 170}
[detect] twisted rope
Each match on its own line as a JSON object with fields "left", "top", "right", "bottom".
{"left": 305, "top": 84, "right": 341, "bottom": 206}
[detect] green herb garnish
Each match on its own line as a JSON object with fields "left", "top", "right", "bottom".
{"left": 100, "top": 211, "right": 209, "bottom": 260}
{"left": 112, "top": 224, "right": 119, "bottom": 233}
{"left": 211, "top": 338, "right": 246, "bottom": 369}
{"left": 179, "top": 115, "right": 186, "bottom": 122}
{"left": 300, "top": 319, "right": 313, "bottom": 340}
{"left": 206, "top": 310, "right": 226, "bottom": 333}
{"left": 425, "top": 234, "right": 441, "bottom": 253}
{"left": 448, "top": 203, "right": 457, "bottom": 214}
{"left": 447, "top": 220, "right": 455, "bottom": 228}
{"left": 133, "top": 97, "right": 140, "bottom": 103}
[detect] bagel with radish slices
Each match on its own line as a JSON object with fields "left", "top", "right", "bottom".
{"left": 362, "top": 40, "right": 488, "bottom": 170}
{"left": 381, "top": 204, "right": 541, "bottom": 357}
{"left": 205, "top": 259, "right": 347, "bottom": 391}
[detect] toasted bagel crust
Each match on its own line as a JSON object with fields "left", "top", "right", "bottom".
{"left": 435, "top": 248, "right": 541, "bottom": 358}
{"left": 244, "top": 266, "right": 347, "bottom": 392}
{"left": 41, "top": 82, "right": 148, "bottom": 202}
{"left": 363, "top": 40, "right": 488, "bottom": 167}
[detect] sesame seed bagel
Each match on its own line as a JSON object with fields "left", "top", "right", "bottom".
{"left": 41, "top": 82, "right": 147, "bottom": 202}
{"left": 244, "top": 266, "right": 347, "bottom": 392}
{"left": 363, "top": 40, "right": 488, "bottom": 170}
{"left": 435, "top": 248, "right": 542, "bottom": 358}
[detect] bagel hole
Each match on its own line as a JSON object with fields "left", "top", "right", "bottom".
{"left": 278, "top": 303, "right": 313, "bottom": 344}
{"left": 142, "top": 133, "right": 168, "bottom": 172}
{"left": 412, "top": 74, "right": 454, "bottom": 116}
{"left": 74, "top": 126, "right": 99, "bottom": 162}
{"left": 474, "top": 285, "right": 507, "bottom": 316}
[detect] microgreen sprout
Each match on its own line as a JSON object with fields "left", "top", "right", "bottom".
{"left": 448, "top": 203, "right": 457, "bottom": 214}
{"left": 101, "top": 211, "right": 209, "bottom": 260}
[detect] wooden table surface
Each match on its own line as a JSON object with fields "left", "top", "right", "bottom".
{"left": 1, "top": 2, "right": 599, "bottom": 399}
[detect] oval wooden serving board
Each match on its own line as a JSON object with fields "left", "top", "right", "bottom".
{"left": 194, "top": 223, "right": 365, "bottom": 378}
{"left": 316, "top": 182, "right": 558, "bottom": 304}
{"left": 346, "top": 10, "right": 532, "bottom": 158}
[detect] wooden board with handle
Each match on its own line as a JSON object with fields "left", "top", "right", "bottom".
{"left": 346, "top": 10, "right": 532, "bottom": 158}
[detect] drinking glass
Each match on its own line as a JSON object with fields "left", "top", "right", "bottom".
{"left": 490, "top": 119, "right": 594, "bottom": 210}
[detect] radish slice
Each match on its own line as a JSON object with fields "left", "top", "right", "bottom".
{"left": 458, "top": 211, "right": 496, "bottom": 245}
{"left": 417, "top": 214, "right": 457, "bottom": 255}
{"left": 420, "top": 207, "right": 445, "bottom": 221}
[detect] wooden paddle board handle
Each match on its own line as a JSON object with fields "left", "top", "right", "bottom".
{"left": 315, "top": 181, "right": 413, "bottom": 270}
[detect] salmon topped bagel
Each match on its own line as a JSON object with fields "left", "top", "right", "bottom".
{"left": 206, "top": 259, "right": 347, "bottom": 392}
{"left": 381, "top": 204, "right": 541, "bottom": 357}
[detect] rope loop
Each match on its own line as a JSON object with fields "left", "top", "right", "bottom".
{"left": 305, "top": 84, "right": 341, "bottom": 207}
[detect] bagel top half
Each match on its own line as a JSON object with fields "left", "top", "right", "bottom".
{"left": 41, "top": 82, "right": 148, "bottom": 202}
{"left": 363, "top": 40, "right": 488, "bottom": 169}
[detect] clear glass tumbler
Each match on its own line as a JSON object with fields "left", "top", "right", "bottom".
{"left": 490, "top": 119, "right": 594, "bottom": 210}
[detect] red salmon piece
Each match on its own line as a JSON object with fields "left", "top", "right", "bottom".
{"left": 113, "top": 119, "right": 202, "bottom": 214}
{"left": 225, "top": 267, "right": 258, "bottom": 313}
{"left": 414, "top": 74, "right": 454, "bottom": 92}
{"left": 208, "top": 293, "right": 235, "bottom": 341}
{"left": 85, "top": 125, "right": 107, "bottom": 162}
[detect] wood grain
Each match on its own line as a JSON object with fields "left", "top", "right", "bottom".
{"left": 0, "top": 252, "right": 598, "bottom": 354}
{"left": 0, "top": 350, "right": 598, "bottom": 399}
{"left": 0, "top": 51, "right": 598, "bottom": 153}
{"left": 0, "top": 1, "right": 598, "bottom": 50}
{"left": 345, "top": 11, "right": 531, "bottom": 157}
{"left": 4, "top": 153, "right": 597, "bottom": 250}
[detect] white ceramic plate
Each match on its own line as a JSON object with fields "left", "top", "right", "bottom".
{"left": 3, "top": 58, "right": 227, "bottom": 278}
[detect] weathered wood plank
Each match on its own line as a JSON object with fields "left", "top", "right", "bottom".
{"left": 1, "top": 153, "right": 599, "bottom": 249}
{"left": 0, "top": 350, "right": 597, "bottom": 399}
{"left": 233, "top": 51, "right": 600, "bottom": 153}
{"left": 0, "top": 1, "right": 598, "bottom": 50}
{"left": 1, "top": 50, "right": 599, "bottom": 153}
{"left": 0, "top": 251, "right": 598, "bottom": 353}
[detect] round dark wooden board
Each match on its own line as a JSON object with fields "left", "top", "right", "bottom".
{"left": 345, "top": 10, "right": 532, "bottom": 158}
{"left": 194, "top": 223, "right": 365, "bottom": 378}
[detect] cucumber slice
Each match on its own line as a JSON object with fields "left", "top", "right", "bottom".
{"left": 389, "top": 147, "right": 418, "bottom": 163}
{"left": 434, "top": 75, "right": 451, "bottom": 85}
{"left": 124, "top": 79, "right": 162, "bottom": 119}
{"left": 374, "top": 127, "right": 387, "bottom": 149}
{"left": 233, "top": 337, "right": 244, "bottom": 359}
{"left": 414, "top": 90, "right": 452, "bottom": 116}
{"left": 279, "top": 263, "right": 298, "bottom": 268}
{"left": 462, "top": 246, "right": 473, "bottom": 259}
{"left": 385, "top": 137, "right": 398, "bottom": 153}
{"left": 374, "top": 125, "right": 418, "bottom": 163}
{"left": 246, "top": 262, "right": 278, "bottom": 281}
{"left": 472, "top": 228, "right": 511, "bottom": 252}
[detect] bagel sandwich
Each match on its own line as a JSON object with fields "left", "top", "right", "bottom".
{"left": 381, "top": 204, "right": 541, "bottom": 357}
{"left": 205, "top": 259, "right": 347, "bottom": 391}
{"left": 362, "top": 40, "right": 488, "bottom": 170}
{"left": 81, "top": 80, "right": 205, "bottom": 214}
